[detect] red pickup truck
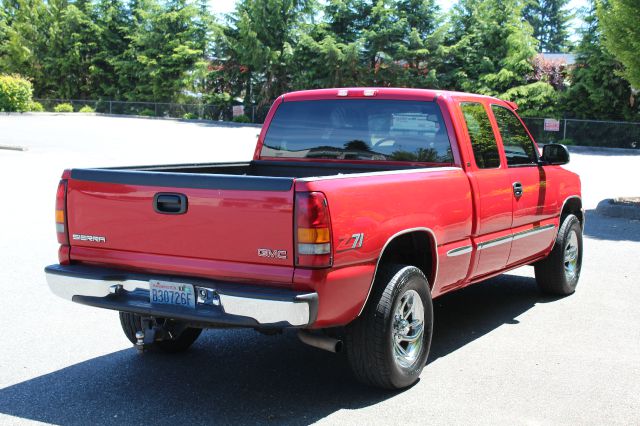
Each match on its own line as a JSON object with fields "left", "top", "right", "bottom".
{"left": 46, "top": 88, "right": 583, "bottom": 389}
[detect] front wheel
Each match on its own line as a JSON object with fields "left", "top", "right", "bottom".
{"left": 345, "top": 265, "right": 433, "bottom": 389}
{"left": 534, "top": 214, "right": 583, "bottom": 295}
{"left": 119, "top": 312, "right": 202, "bottom": 353}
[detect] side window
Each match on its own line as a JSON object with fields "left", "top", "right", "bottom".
{"left": 460, "top": 102, "right": 500, "bottom": 169}
{"left": 491, "top": 105, "right": 538, "bottom": 166}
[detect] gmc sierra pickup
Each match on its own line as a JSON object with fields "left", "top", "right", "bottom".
{"left": 46, "top": 88, "right": 583, "bottom": 389}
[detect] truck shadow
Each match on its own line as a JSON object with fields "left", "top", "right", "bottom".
{"left": 429, "top": 273, "right": 558, "bottom": 362}
{"left": 0, "top": 273, "right": 554, "bottom": 425}
{"left": 583, "top": 209, "right": 640, "bottom": 242}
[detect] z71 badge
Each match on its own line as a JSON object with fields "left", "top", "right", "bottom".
{"left": 337, "top": 233, "right": 364, "bottom": 252}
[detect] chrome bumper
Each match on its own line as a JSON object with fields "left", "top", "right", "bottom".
{"left": 45, "top": 264, "right": 317, "bottom": 328}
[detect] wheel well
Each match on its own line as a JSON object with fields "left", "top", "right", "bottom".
{"left": 375, "top": 231, "right": 436, "bottom": 288}
{"left": 561, "top": 197, "right": 583, "bottom": 227}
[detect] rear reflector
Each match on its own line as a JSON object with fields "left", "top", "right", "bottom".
{"left": 295, "top": 192, "right": 332, "bottom": 268}
{"left": 58, "top": 244, "right": 70, "bottom": 265}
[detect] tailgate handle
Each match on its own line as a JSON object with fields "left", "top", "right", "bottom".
{"left": 153, "top": 193, "right": 187, "bottom": 214}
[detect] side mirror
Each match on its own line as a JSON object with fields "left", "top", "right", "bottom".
{"left": 541, "top": 144, "right": 570, "bottom": 165}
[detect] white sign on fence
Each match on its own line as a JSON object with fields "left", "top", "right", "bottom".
{"left": 544, "top": 118, "right": 561, "bottom": 132}
{"left": 232, "top": 105, "right": 245, "bottom": 117}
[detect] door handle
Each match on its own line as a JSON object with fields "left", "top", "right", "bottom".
{"left": 153, "top": 193, "right": 188, "bottom": 214}
{"left": 512, "top": 182, "right": 523, "bottom": 198}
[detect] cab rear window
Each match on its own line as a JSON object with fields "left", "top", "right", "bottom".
{"left": 261, "top": 100, "right": 453, "bottom": 164}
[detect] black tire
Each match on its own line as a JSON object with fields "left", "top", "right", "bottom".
{"left": 119, "top": 312, "right": 202, "bottom": 353}
{"left": 345, "top": 265, "right": 433, "bottom": 389}
{"left": 534, "top": 214, "right": 583, "bottom": 295}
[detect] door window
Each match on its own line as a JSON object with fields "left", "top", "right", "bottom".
{"left": 491, "top": 105, "right": 538, "bottom": 166}
{"left": 460, "top": 102, "right": 500, "bottom": 169}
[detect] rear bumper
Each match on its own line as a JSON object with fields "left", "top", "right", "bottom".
{"left": 45, "top": 264, "right": 317, "bottom": 328}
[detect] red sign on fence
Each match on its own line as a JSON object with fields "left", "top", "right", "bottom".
{"left": 232, "top": 105, "right": 245, "bottom": 117}
{"left": 544, "top": 118, "right": 561, "bottom": 132}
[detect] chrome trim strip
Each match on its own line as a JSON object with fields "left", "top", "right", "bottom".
{"left": 477, "top": 235, "right": 513, "bottom": 250}
{"left": 298, "top": 167, "right": 461, "bottom": 182}
{"left": 478, "top": 224, "right": 557, "bottom": 250}
{"left": 358, "top": 227, "right": 439, "bottom": 317}
{"left": 511, "top": 224, "right": 556, "bottom": 241}
{"left": 446, "top": 245, "right": 473, "bottom": 257}
{"left": 46, "top": 273, "right": 312, "bottom": 326}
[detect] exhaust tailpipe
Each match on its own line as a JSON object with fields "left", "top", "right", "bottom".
{"left": 298, "top": 330, "right": 343, "bottom": 353}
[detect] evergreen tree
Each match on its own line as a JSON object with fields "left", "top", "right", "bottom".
{"left": 443, "top": 0, "right": 537, "bottom": 94}
{"left": 290, "top": 24, "right": 361, "bottom": 89}
{"left": 184, "top": 0, "right": 216, "bottom": 100}
{"left": 598, "top": 0, "right": 640, "bottom": 89}
{"left": 91, "top": 0, "right": 131, "bottom": 99}
{"left": 561, "top": 1, "right": 638, "bottom": 120}
{"left": 0, "top": 0, "right": 50, "bottom": 95}
{"left": 324, "top": 0, "right": 371, "bottom": 44}
{"left": 319, "top": 0, "right": 443, "bottom": 87}
{"left": 360, "top": 0, "right": 408, "bottom": 84}
{"left": 0, "top": 5, "right": 8, "bottom": 48}
{"left": 117, "top": 0, "right": 203, "bottom": 102}
{"left": 44, "top": 1, "right": 101, "bottom": 99}
{"left": 0, "top": 0, "right": 633, "bottom": 122}
{"left": 394, "top": 0, "right": 443, "bottom": 88}
{"left": 441, "top": 0, "right": 559, "bottom": 116}
{"left": 524, "top": 0, "right": 573, "bottom": 52}
{"left": 222, "top": 0, "right": 316, "bottom": 107}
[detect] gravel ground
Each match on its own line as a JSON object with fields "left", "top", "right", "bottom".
{"left": 0, "top": 115, "right": 638, "bottom": 425}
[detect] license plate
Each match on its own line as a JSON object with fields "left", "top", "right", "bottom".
{"left": 149, "top": 280, "right": 195, "bottom": 309}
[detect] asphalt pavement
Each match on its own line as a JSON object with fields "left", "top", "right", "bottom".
{"left": 0, "top": 115, "right": 638, "bottom": 425}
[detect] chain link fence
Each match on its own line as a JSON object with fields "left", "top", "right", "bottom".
{"left": 522, "top": 117, "right": 640, "bottom": 149}
{"left": 34, "top": 99, "right": 271, "bottom": 124}
{"left": 31, "top": 99, "right": 640, "bottom": 149}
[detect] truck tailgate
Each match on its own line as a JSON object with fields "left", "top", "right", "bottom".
{"left": 66, "top": 169, "right": 295, "bottom": 280}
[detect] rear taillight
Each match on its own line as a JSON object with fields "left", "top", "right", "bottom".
{"left": 56, "top": 179, "right": 68, "bottom": 245}
{"left": 295, "top": 192, "right": 332, "bottom": 268}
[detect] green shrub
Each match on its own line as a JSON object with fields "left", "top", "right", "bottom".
{"left": 53, "top": 103, "right": 74, "bottom": 112}
{"left": 232, "top": 114, "right": 251, "bottom": 123}
{"left": 139, "top": 108, "right": 155, "bottom": 117}
{"left": 0, "top": 74, "right": 34, "bottom": 112}
{"left": 28, "top": 101, "right": 44, "bottom": 112}
{"left": 78, "top": 105, "right": 95, "bottom": 113}
{"left": 183, "top": 112, "right": 198, "bottom": 120}
{"left": 558, "top": 138, "right": 575, "bottom": 146}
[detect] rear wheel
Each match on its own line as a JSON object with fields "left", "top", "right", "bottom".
{"left": 534, "top": 214, "right": 583, "bottom": 295}
{"left": 345, "top": 265, "right": 433, "bottom": 389}
{"left": 119, "top": 312, "right": 202, "bottom": 353}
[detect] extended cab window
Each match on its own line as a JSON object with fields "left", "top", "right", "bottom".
{"left": 262, "top": 100, "right": 453, "bottom": 164}
{"left": 491, "top": 105, "right": 538, "bottom": 166}
{"left": 460, "top": 102, "right": 500, "bottom": 169}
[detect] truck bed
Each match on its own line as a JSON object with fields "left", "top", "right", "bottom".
{"left": 64, "top": 160, "right": 426, "bottom": 287}
{"left": 105, "top": 160, "right": 421, "bottom": 178}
